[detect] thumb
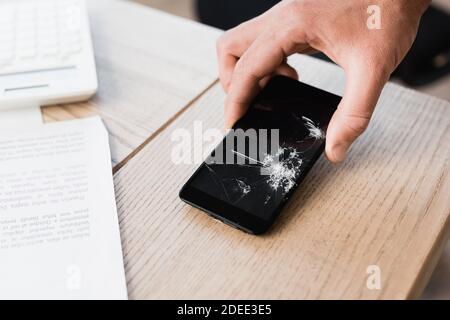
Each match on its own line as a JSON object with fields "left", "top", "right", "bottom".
{"left": 325, "top": 66, "right": 388, "bottom": 163}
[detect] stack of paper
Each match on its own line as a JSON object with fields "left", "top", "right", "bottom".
{"left": 0, "top": 116, "right": 127, "bottom": 299}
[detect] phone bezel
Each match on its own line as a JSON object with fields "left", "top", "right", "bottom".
{"left": 179, "top": 179, "right": 271, "bottom": 235}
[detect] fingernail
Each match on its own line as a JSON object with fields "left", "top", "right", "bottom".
{"left": 331, "top": 143, "right": 350, "bottom": 163}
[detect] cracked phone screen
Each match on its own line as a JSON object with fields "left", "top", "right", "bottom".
{"left": 189, "top": 78, "right": 338, "bottom": 221}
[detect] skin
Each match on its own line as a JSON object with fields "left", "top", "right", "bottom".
{"left": 216, "top": 0, "right": 431, "bottom": 163}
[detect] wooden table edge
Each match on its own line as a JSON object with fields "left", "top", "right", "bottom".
{"left": 408, "top": 212, "right": 450, "bottom": 299}
{"left": 112, "top": 79, "right": 219, "bottom": 173}
{"left": 109, "top": 74, "right": 449, "bottom": 300}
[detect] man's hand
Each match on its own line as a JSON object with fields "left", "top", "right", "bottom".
{"left": 216, "top": 0, "right": 430, "bottom": 163}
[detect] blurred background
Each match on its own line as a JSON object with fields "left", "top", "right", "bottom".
{"left": 130, "top": 0, "right": 450, "bottom": 299}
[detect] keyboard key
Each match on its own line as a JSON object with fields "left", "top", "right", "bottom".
{"left": 0, "top": 43, "right": 14, "bottom": 55}
{"left": 42, "top": 46, "right": 60, "bottom": 57}
{"left": 0, "top": 33, "right": 14, "bottom": 44}
{"left": 64, "top": 5, "right": 82, "bottom": 32}
{"left": 17, "top": 35, "right": 37, "bottom": 48}
{"left": 40, "top": 38, "right": 60, "bottom": 56}
{"left": 0, "top": 22, "right": 14, "bottom": 35}
{"left": 0, "top": 7, "right": 15, "bottom": 23}
{"left": 38, "top": 29, "right": 59, "bottom": 41}
{"left": 18, "top": 48, "right": 37, "bottom": 60}
{"left": 17, "top": 22, "right": 36, "bottom": 35}
{"left": 0, "top": 50, "right": 14, "bottom": 66}
{"left": 0, "top": 49, "right": 13, "bottom": 59}
{"left": 0, "top": 60, "right": 13, "bottom": 67}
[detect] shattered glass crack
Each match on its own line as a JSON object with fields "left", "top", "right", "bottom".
{"left": 204, "top": 116, "right": 325, "bottom": 206}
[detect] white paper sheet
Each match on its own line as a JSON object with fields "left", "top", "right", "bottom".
{"left": 0, "top": 117, "right": 127, "bottom": 300}
{"left": 0, "top": 106, "right": 43, "bottom": 130}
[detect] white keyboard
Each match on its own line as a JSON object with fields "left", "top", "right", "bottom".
{"left": 0, "top": 0, "right": 97, "bottom": 110}
{"left": 0, "top": 0, "right": 84, "bottom": 72}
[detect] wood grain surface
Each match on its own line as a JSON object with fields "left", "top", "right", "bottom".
{"left": 42, "top": 0, "right": 220, "bottom": 166}
{"left": 113, "top": 55, "right": 450, "bottom": 299}
{"left": 36, "top": 0, "right": 450, "bottom": 299}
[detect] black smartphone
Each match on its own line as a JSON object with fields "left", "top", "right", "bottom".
{"left": 179, "top": 76, "right": 341, "bottom": 234}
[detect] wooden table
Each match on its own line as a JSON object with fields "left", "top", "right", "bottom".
{"left": 42, "top": 0, "right": 450, "bottom": 299}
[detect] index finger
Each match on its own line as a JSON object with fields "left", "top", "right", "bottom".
{"left": 217, "top": 17, "right": 265, "bottom": 92}
{"left": 225, "top": 30, "right": 307, "bottom": 128}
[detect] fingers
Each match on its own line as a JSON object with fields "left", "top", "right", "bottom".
{"left": 325, "top": 66, "right": 388, "bottom": 163}
{"left": 217, "top": 18, "right": 265, "bottom": 92}
{"left": 218, "top": 54, "right": 238, "bottom": 93}
{"left": 224, "top": 30, "right": 307, "bottom": 128}
{"left": 226, "top": 62, "right": 298, "bottom": 127}
{"left": 274, "top": 63, "right": 299, "bottom": 80}
{"left": 259, "top": 62, "right": 299, "bottom": 88}
{"left": 218, "top": 28, "right": 313, "bottom": 94}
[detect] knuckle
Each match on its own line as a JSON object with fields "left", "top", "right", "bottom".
{"left": 234, "top": 59, "right": 254, "bottom": 77}
{"left": 272, "top": 1, "right": 311, "bottom": 46}
{"left": 276, "top": 27, "right": 295, "bottom": 42}
{"left": 341, "top": 114, "right": 371, "bottom": 137}
{"left": 216, "top": 37, "right": 226, "bottom": 53}
{"left": 233, "top": 59, "right": 261, "bottom": 82}
{"left": 216, "top": 32, "right": 233, "bottom": 53}
{"left": 281, "top": 0, "right": 313, "bottom": 23}
{"left": 283, "top": 0, "right": 305, "bottom": 16}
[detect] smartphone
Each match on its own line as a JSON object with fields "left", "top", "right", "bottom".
{"left": 179, "top": 76, "right": 341, "bottom": 234}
